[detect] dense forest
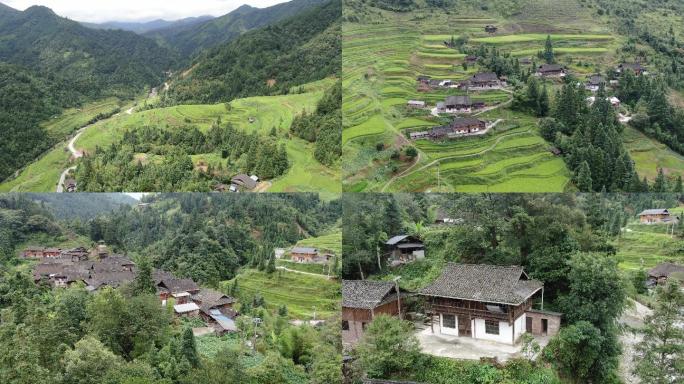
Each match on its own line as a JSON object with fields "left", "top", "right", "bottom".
{"left": 0, "top": 194, "right": 342, "bottom": 384}
{"left": 75, "top": 122, "right": 289, "bottom": 192}
{"left": 145, "top": 0, "right": 325, "bottom": 59}
{"left": 25, "top": 193, "right": 138, "bottom": 220}
{"left": 290, "top": 82, "right": 342, "bottom": 166}
{"left": 342, "top": 192, "right": 683, "bottom": 383}
{"left": 166, "top": 0, "right": 341, "bottom": 105}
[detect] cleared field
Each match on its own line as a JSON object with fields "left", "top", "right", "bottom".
{"left": 222, "top": 269, "right": 339, "bottom": 320}
{"left": 471, "top": 33, "right": 613, "bottom": 44}
{"left": 44, "top": 98, "right": 121, "bottom": 138}
{"left": 294, "top": 231, "right": 342, "bottom": 256}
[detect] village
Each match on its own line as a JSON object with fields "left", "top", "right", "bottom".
{"left": 404, "top": 27, "right": 646, "bottom": 143}
{"left": 23, "top": 237, "right": 340, "bottom": 336}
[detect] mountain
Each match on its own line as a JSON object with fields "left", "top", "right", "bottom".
{"left": 145, "top": 0, "right": 326, "bottom": 58}
{"left": 0, "top": 5, "right": 179, "bottom": 98}
{"left": 167, "top": 0, "right": 341, "bottom": 104}
{"left": 81, "top": 16, "right": 214, "bottom": 34}
{"left": 26, "top": 193, "right": 138, "bottom": 220}
{"left": 0, "top": 3, "right": 179, "bottom": 181}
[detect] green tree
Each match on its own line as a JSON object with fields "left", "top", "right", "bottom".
{"left": 62, "top": 336, "right": 124, "bottom": 384}
{"left": 355, "top": 315, "right": 421, "bottom": 379}
{"left": 576, "top": 161, "right": 593, "bottom": 191}
{"left": 133, "top": 257, "right": 156, "bottom": 295}
{"left": 633, "top": 281, "right": 684, "bottom": 383}
{"left": 544, "top": 321, "right": 604, "bottom": 383}
{"left": 544, "top": 35, "right": 555, "bottom": 63}
{"left": 181, "top": 327, "right": 200, "bottom": 368}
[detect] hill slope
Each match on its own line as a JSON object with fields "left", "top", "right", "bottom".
{"left": 82, "top": 16, "right": 214, "bottom": 34}
{"left": 144, "top": 0, "right": 326, "bottom": 58}
{"left": 167, "top": 0, "right": 341, "bottom": 104}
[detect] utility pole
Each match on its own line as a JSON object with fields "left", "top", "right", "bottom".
{"left": 394, "top": 276, "right": 402, "bottom": 320}
{"left": 251, "top": 317, "right": 262, "bottom": 352}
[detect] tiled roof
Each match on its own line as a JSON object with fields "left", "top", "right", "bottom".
{"left": 292, "top": 247, "right": 318, "bottom": 254}
{"left": 343, "top": 280, "right": 397, "bottom": 309}
{"left": 471, "top": 72, "right": 499, "bottom": 82}
{"left": 445, "top": 95, "right": 472, "bottom": 106}
{"left": 419, "top": 263, "right": 542, "bottom": 305}
{"left": 648, "top": 262, "right": 684, "bottom": 278}
{"left": 638, "top": 209, "right": 669, "bottom": 216}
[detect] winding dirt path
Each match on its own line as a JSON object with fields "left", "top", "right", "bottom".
{"left": 275, "top": 266, "right": 330, "bottom": 279}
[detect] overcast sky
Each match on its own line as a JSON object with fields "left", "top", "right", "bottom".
{"left": 2, "top": 0, "right": 290, "bottom": 22}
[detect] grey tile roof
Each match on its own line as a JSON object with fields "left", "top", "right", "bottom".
{"left": 231, "top": 174, "right": 257, "bottom": 189}
{"left": 292, "top": 246, "right": 318, "bottom": 254}
{"left": 343, "top": 280, "right": 397, "bottom": 309}
{"left": 419, "top": 263, "right": 543, "bottom": 305}
{"left": 538, "top": 64, "right": 563, "bottom": 72}
{"left": 191, "top": 288, "right": 235, "bottom": 314}
{"left": 470, "top": 72, "right": 499, "bottom": 82}
{"left": 638, "top": 209, "right": 669, "bottom": 216}
{"left": 445, "top": 95, "right": 472, "bottom": 106}
{"left": 648, "top": 262, "right": 684, "bottom": 278}
{"left": 386, "top": 235, "right": 409, "bottom": 245}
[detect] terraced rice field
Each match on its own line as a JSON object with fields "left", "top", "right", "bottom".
{"left": 623, "top": 126, "right": 684, "bottom": 181}
{"left": 342, "top": 5, "right": 629, "bottom": 192}
{"left": 616, "top": 220, "right": 683, "bottom": 271}
{"left": 222, "top": 269, "right": 340, "bottom": 319}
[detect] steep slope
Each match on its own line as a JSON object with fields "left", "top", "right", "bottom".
{"left": 0, "top": 5, "right": 178, "bottom": 98}
{"left": 167, "top": 0, "right": 341, "bottom": 104}
{"left": 144, "top": 0, "right": 325, "bottom": 58}
{"left": 26, "top": 193, "right": 138, "bottom": 220}
{"left": 81, "top": 16, "right": 214, "bottom": 34}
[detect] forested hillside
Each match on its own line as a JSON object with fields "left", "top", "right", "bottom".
{"left": 82, "top": 16, "right": 214, "bottom": 35}
{"left": 166, "top": 0, "right": 341, "bottom": 104}
{"left": 26, "top": 193, "right": 138, "bottom": 220}
{"left": 0, "top": 4, "right": 178, "bottom": 182}
{"left": 0, "top": 194, "right": 342, "bottom": 384}
{"left": 145, "top": 0, "right": 325, "bottom": 58}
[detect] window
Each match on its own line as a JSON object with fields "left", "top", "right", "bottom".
{"left": 442, "top": 314, "right": 456, "bottom": 329}
{"left": 485, "top": 320, "right": 499, "bottom": 335}
{"left": 342, "top": 320, "right": 349, "bottom": 331}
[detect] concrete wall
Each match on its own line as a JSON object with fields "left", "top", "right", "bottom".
{"left": 439, "top": 313, "right": 459, "bottom": 336}
{"left": 473, "top": 318, "right": 513, "bottom": 344}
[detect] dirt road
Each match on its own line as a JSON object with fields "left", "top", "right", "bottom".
{"left": 618, "top": 298, "right": 653, "bottom": 384}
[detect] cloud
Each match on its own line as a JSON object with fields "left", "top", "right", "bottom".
{"left": 2, "top": 0, "right": 290, "bottom": 22}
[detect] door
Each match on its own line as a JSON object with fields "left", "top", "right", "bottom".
{"left": 458, "top": 315, "right": 471, "bottom": 337}
{"left": 542, "top": 319, "right": 548, "bottom": 335}
{"left": 526, "top": 316, "right": 533, "bottom": 333}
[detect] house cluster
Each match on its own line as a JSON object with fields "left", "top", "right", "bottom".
{"left": 616, "top": 62, "right": 646, "bottom": 76}
{"left": 214, "top": 174, "right": 260, "bottom": 193}
{"left": 342, "top": 263, "right": 560, "bottom": 348}
{"left": 586, "top": 95, "right": 621, "bottom": 108}
{"left": 415, "top": 72, "right": 505, "bottom": 94}
{"left": 28, "top": 244, "right": 238, "bottom": 334}
{"left": 63, "top": 178, "right": 77, "bottom": 193}
{"left": 409, "top": 117, "right": 487, "bottom": 140}
{"left": 638, "top": 208, "right": 678, "bottom": 224}
{"left": 290, "top": 246, "right": 333, "bottom": 264}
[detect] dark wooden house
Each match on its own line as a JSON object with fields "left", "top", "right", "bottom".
{"left": 420, "top": 263, "right": 560, "bottom": 345}
{"left": 342, "top": 280, "right": 403, "bottom": 345}
{"left": 484, "top": 25, "right": 498, "bottom": 33}
{"left": 444, "top": 95, "right": 472, "bottom": 112}
{"left": 648, "top": 262, "right": 684, "bottom": 286}
{"left": 385, "top": 235, "right": 425, "bottom": 265}
{"left": 617, "top": 62, "right": 645, "bottom": 75}
{"left": 467, "top": 72, "right": 502, "bottom": 88}
{"left": 638, "top": 209, "right": 672, "bottom": 224}
{"left": 536, "top": 64, "right": 566, "bottom": 77}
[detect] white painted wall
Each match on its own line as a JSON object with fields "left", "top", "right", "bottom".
{"left": 440, "top": 314, "right": 459, "bottom": 336}
{"left": 472, "top": 314, "right": 526, "bottom": 345}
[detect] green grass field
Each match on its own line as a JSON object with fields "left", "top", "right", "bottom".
{"left": 222, "top": 269, "right": 340, "bottom": 320}
{"left": 294, "top": 231, "right": 342, "bottom": 256}
{"left": 615, "top": 218, "right": 683, "bottom": 271}
{"left": 2, "top": 79, "right": 340, "bottom": 193}
{"left": 623, "top": 126, "right": 684, "bottom": 181}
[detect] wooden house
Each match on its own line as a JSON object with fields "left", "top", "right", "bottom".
{"left": 192, "top": 288, "right": 237, "bottom": 333}
{"left": 484, "top": 25, "right": 498, "bottom": 33}
{"left": 536, "top": 64, "right": 566, "bottom": 78}
{"left": 386, "top": 235, "right": 425, "bottom": 265}
{"left": 291, "top": 246, "right": 320, "bottom": 263}
{"left": 231, "top": 174, "right": 257, "bottom": 191}
{"left": 638, "top": 209, "right": 671, "bottom": 224}
{"left": 585, "top": 75, "right": 605, "bottom": 92}
{"left": 466, "top": 72, "right": 502, "bottom": 89}
{"left": 43, "top": 248, "right": 62, "bottom": 258}
{"left": 342, "top": 280, "right": 403, "bottom": 345}
{"left": 465, "top": 55, "right": 479, "bottom": 64}
{"left": 22, "top": 246, "right": 45, "bottom": 258}
{"left": 617, "top": 62, "right": 645, "bottom": 75}
{"left": 420, "top": 263, "right": 560, "bottom": 345}
{"left": 65, "top": 179, "right": 77, "bottom": 193}
{"left": 407, "top": 100, "right": 426, "bottom": 108}
{"left": 648, "top": 262, "right": 684, "bottom": 286}
{"left": 444, "top": 95, "right": 472, "bottom": 112}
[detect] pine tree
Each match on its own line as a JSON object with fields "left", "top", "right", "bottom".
{"left": 577, "top": 161, "right": 593, "bottom": 191}
{"left": 133, "top": 257, "right": 156, "bottom": 295}
{"left": 653, "top": 168, "right": 668, "bottom": 192}
{"left": 539, "top": 84, "right": 550, "bottom": 117}
{"left": 180, "top": 327, "right": 200, "bottom": 368}
{"left": 544, "top": 35, "right": 554, "bottom": 64}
